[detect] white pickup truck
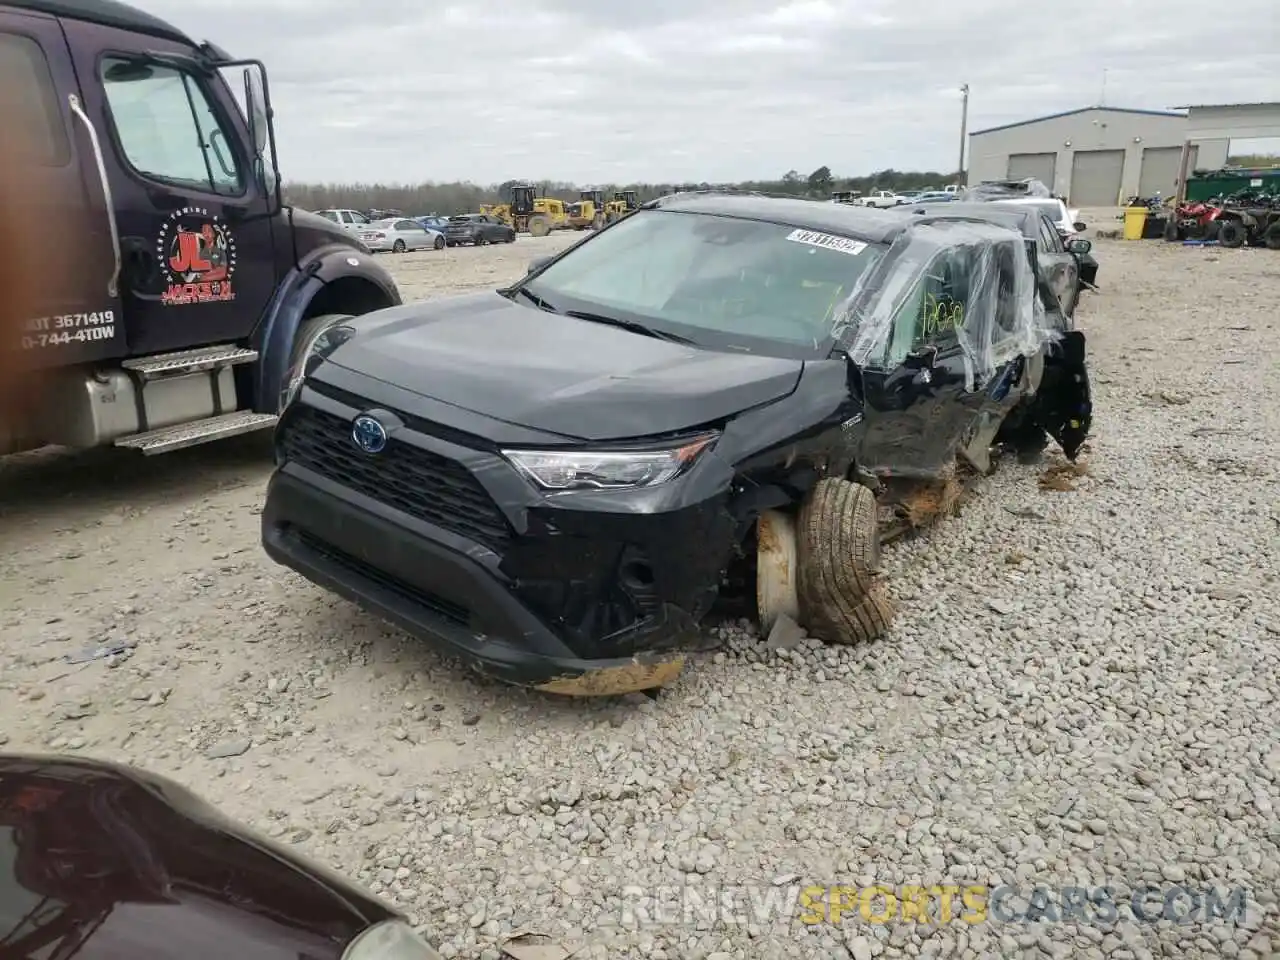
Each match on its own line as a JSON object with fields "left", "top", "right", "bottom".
{"left": 856, "top": 190, "right": 903, "bottom": 208}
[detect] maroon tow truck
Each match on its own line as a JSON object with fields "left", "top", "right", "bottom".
{"left": 1, "top": 0, "right": 401, "bottom": 455}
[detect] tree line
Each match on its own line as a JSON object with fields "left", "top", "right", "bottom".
{"left": 282, "top": 165, "right": 960, "bottom": 217}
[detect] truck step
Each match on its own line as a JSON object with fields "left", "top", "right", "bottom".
{"left": 122, "top": 344, "right": 259, "bottom": 379}
{"left": 114, "top": 411, "right": 278, "bottom": 455}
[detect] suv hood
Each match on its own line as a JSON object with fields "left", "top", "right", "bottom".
{"left": 326, "top": 292, "right": 804, "bottom": 441}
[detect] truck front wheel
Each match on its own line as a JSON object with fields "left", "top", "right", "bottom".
{"left": 280, "top": 313, "right": 354, "bottom": 413}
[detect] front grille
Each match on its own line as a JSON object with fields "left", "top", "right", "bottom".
{"left": 281, "top": 404, "right": 513, "bottom": 550}
{"left": 294, "top": 529, "right": 469, "bottom": 626}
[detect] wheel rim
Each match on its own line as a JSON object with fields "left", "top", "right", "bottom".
{"left": 756, "top": 510, "right": 800, "bottom": 635}
{"left": 393, "top": 241, "right": 405, "bottom": 253}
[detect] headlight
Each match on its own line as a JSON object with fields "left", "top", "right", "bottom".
{"left": 503, "top": 433, "right": 717, "bottom": 491}
{"left": 342, "top": 920, "right": 444, "bottom": 960}
{"left": 280, "top": 320, "right": 358, "bottom": 411}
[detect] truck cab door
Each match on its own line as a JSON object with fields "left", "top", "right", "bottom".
{"left": 0, "top": 9, "right": 123, "bottom": 370}
{"left": 60, "top": 20, "right": 278, "bottom": 356}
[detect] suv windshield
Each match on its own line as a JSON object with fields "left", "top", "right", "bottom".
{"left": 522, "top": 209, "right": 884, "bottom": 354}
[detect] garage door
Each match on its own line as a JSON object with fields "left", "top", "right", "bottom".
{"left": 1070, "top": 150, "right": 1125, "bottom": 206}
{"left": 1007, "top": 152, "right": 1057, "bottom": 185}
{"left": 1138, "top": 145, "right": 1198, "bottom": 199}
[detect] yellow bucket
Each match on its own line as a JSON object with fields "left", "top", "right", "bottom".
{"left": 1123, "top": 206, "right": 1148, "bottom": 240}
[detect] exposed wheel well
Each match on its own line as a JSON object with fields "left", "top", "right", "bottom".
{"left": 303, "top": 276, "right": 395, "bottom": 321}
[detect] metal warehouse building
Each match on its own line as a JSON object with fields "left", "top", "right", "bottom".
{"left": 966, "top": 106, "right": 1231, "bottom": 206}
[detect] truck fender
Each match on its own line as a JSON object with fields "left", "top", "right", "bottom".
{"left": 251, "top": 244, "right": 401, "bottom": 413}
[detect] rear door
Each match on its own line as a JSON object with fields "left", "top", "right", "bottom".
{"left": 62, "top": 19, "right": 278, "bottom": 355}
{"left": 1034, "top": 214, "right": 1077, "bottom": 313}
{"left": 0, "top": 9, "right": 123, "bottom": 369}
{"left": 393, "top": 218, "right": 430, "bottom": 249}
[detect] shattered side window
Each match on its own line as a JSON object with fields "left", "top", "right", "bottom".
{"left": 843, "top": 221, "right": 1055, "bottom": 389}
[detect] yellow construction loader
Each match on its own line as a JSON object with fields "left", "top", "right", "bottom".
{"left": 567, "top": 189, "right": 607, "bottom": 230}
{"left": 605, "top": 189, "right": 639, "bottom": 223}
{"left": 482, "top": 182, "right": 570, "bottom": 236}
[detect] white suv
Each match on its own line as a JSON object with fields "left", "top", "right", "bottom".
{"left": 315, "top": 209, "right": 373, "bottom": 234}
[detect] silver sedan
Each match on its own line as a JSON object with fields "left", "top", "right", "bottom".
{"left": 358, "top": 218, "right": 445, "bottom": 253}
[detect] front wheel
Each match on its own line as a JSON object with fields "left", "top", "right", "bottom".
{"left": 474, "top": 234, "right": 487, "bottom": 246}
{"left": 433, "top": 235, "right": 445, "bottom": 250}
{"left": 1218, "top": 220, "right": 1246, "bottom": 248}
{"left": 795, "top": 478, "right": 890, "bottom": 645}
{"left": 392, "top": 239, "right": 406, "bottom": 253}
{"left": 1265, "top": 221, "right": 1280, "bottom": 250}
{"left": 506, "top": 230, "right": 516, "bottom": 243}
{"left": 281, "top": 313, "right": 354, "bottom": 413}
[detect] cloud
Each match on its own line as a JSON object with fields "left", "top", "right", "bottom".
{"left": 134, "top": 0, "right": 1280, "bottom": 185}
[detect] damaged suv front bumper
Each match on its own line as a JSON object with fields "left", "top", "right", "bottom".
{"left": 261, "top": 390, "right": 738, "bottom": 695}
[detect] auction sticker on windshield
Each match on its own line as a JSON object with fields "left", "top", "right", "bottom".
{"left": 785, "top": 229, "right": 868, "bottom": 257}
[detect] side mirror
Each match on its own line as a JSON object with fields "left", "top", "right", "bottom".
{"left": 1073, "top": 221, "right": 1087, "bottom": 233}
{"left": 242, "top": 67, "right": 269, "bottom": 157}
{"left": 1067, "top": 238, "right": 1092, "bottom": 255}
{"left": 526, "top": 256, "right": 553, "bottom": 275}
{"left": 903, "top": 345, "right": 937, "bottom": 370}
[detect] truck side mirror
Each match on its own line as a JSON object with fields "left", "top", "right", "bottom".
{"left": 1073, "top": 221, "right": 1087, "bottom": 233}
{"left": 1067, "top": 238, "right": 1092, "bottom": 255}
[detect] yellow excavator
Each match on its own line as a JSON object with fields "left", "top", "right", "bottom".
{"left": 567, "top": 188, "right": 607, "bottom": 231}
{"left": 604, "top": 190, "right": 639, "bottom": 223}
{"left": 482, "top": 182, "right": 569, "bottom": 236}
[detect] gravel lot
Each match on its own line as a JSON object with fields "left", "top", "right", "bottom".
{"left": 2, "top": 232, "right": 1277, "bottom": 960}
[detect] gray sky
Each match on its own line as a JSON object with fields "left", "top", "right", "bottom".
{"left": 140, "top": 0, "right": 1280, "bottom": 185}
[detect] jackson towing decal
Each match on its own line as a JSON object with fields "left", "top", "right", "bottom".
{"left": 784, "top": 228, "right": 868, "bottom": 257}
{"left": 157, "top": 207, "right": 237, "bottom": 307}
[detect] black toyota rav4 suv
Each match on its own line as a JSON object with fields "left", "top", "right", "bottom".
{"left": 262, "top": 194, "right": 1091, "bottom": 695}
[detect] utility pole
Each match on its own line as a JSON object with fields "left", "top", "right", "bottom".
{"left": 957, "top": 83, "right": 970, "bottom": 186}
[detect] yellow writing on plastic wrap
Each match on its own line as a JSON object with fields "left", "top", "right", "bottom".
{"left": 798, "top": 884, "right": 989, "bottom": 925}
{"left": 921, "top": 293, "right": 964, "bottom": 339}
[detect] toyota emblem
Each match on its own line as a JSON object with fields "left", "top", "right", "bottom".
{"left": 351, "top": 414, "right": 388, "bottom": 454}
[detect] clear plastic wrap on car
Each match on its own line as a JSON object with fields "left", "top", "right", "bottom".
{"left": 834, "top": 220, "right": 1056, "bottom": 391}
{"left": 960, "top": 178, "right": 1052, "bottom": 201}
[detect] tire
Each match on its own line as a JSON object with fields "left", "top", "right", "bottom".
{"left": 281, "top": 313, "right": 353, "bottom": 413}
{"left": 1217, "top": 220, "right": 1246, "bottom": 248}
{"left": 433, "top": 235, "right": 445, "bottom": 250}
{"left": 475, "top": 234, "right": 487, "bottom": 247}
{"left": 1265, "top": 221, "right": 1280, "bottom": 251}
{"left": 506, "top": 230, "right": 516, "bottom": 243}
{"left": 795, "top": 478, "right": 888, "bottom": 645}
{"left": 392, "top": 239, "right": 406, "bottom": 253}
{"left": 529, "top": 215, "right": 551, "bottom": 238}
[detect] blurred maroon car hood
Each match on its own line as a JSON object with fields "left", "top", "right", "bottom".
{"left": 0, "top": 754, "right": 395, "bottom": 960}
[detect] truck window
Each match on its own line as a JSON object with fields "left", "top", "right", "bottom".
{"left": 0, "top": 32, "right": 70, "bottom": 166}
{"left": 101, "top": 57, "right": 242, "bottom": 196}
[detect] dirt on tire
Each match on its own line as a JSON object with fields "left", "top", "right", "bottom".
{"left": 795, "top": 477, "right": 889, "bottom": 644}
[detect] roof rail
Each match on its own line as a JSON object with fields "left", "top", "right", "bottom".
{"left": 644, "top": 188, "right": 811, "bottom": 209}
